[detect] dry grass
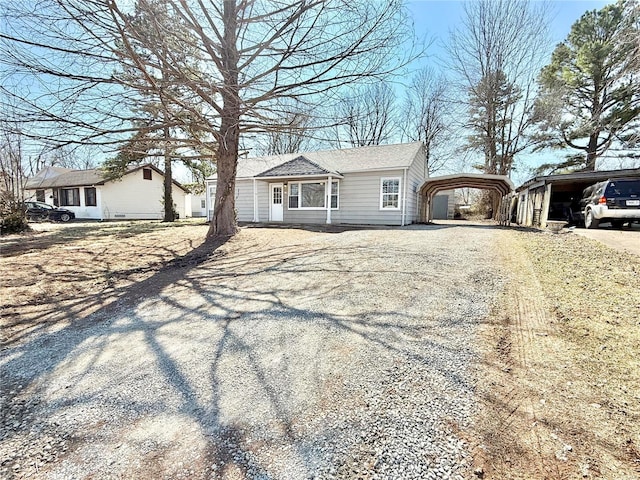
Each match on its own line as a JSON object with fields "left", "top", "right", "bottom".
{"left": 475, "top": 229, "right": 640, "bottom": 479}
{"left": 0, "top": 220, "right": 210, "bottom": 346}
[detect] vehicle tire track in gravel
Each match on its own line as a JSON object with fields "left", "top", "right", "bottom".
{"left": 1, "top": 224, "right": 507, "bottom": 480}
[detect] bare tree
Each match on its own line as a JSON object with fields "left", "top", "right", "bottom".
{"left": 335, "top": 82, "right": 397, "bottom": 147}
{"left": 256, "top": 103, "right": 315, "bottom": 155}
{"left": 0, "top": 123, "right": 29, "bottom": 233}
{"left": 109, "top": 0, "right": 415, "bottom": 237}
{"left": 448, "top": 0, "right": 551, "bottom": 178}
{"left": 2, "top": 0, "right": 416, "bottom": 238}
{"left": 401, "top": 67, "right": 452, "bottom": 175}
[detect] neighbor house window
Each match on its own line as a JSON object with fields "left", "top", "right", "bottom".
{"left": 143, "top": 168, "right": 152, "bottom": 180}
{"left": 288, "top": 180, "right": 339, "bottom": 209}
{"left": 60, "top": 188, "right": 80, "bottom": 206}
{"left": 200, "top": 199, "right": 206, "bottom": 209}
{"left": 85, "top": 187, "right": 97, "bottom": 206}
{"left": 380, "top": 177, "right": 400, "bottom": 210}
{"left": 36, "top": 189, "right": 45, "bottom": 202}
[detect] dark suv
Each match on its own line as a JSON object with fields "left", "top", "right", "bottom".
{"left": 582, "top": 178, "right": 640, "bottom": 229}
{"left": 25, "top": 201, "right": 75, "bottom": 222}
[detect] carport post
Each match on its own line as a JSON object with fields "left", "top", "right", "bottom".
{"left": 540, "top": 183, "right": 552, "bottom": 229}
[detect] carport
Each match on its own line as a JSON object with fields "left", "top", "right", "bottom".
{"left": 515, "top": 168, "right": 640, "bottom": 228}
{"left": 418, "top": 173, "right": 514, "bottom": 223}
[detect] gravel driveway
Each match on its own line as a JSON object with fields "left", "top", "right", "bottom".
{"left": 2, "top": 224, "right": 506, "bottom": 479}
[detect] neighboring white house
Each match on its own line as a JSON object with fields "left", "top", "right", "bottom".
{"left": 190, "top": 194, "right": 208, "bottom": 217}
{"left": 24, "top": 164, "right": 191, "bottom": 220}
{"left": 205, "top": 142, "right": 428, "bottom": 226}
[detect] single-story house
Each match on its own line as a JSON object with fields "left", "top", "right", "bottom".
{"left": 514, "top": 167, "right": 640, "bottom": 227}
{"left": 24, "top": 164, "right": 191, "bottom": 220}
{"left": 205, "top": 142, "right": 428, "bottom": 226}
{"left": 190, "top": 194, "right": 208, "bottom": 217}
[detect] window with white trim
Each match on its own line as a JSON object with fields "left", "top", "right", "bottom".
{"left": 288, "top": 180, "right": 339, "bottom": 209}
{"left": 60, "top": 187, "right": 80, "bottom": 206}
{"left": 84, "top": 187, "right": 97, "bottom": 206}
{"left": 380, "top": 177, "right": 400, "bottom": 210}
{"left": 330, "top": 181, "right": 339, "bottom": 209}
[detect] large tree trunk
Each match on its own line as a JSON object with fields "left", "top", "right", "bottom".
{"left": 163, "top": 125, "right": 174, "bottom": 222}
{"left": 585, "top": 132, "right": 599, "bottom": 171}
{"left": 207, "top": 0, "right": 240, "bottom": 239}
{"left": 208, "top": 138, "right": 239, "bottom": 237}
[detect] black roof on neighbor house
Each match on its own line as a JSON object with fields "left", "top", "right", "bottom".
{"left": 517, "top": 167, "right": 640, "bottom": 191}
{"left": 255, "top": 155, "right": 336, "bottom": 177}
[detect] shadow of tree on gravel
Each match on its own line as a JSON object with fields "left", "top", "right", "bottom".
{"left": 1, "top": 227, "right": 496, "bottom": 479}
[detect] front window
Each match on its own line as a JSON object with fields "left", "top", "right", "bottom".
{"left": 84, "top": 187, "right": 97, "bottom": 206}
{"left": 288, "top": 180, "right": 339, "bottom": 209}
{"left": 60, "top": 188, "right": 80, "bottom": 206}
{"left": 143, "top": 168, "right": 152, "bottom": 180}
{"left": 301, "top": 182, "right": 324, "bottom": 208}
{"left": 380, "top": 178, "right": 400, "bottom": 210}
{"left": 36, "top": 189, "right": 45, "bottom": 202}
{"left": 331, "top": 181, "right": 339, "bottom": 209}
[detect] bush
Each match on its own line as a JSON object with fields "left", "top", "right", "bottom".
{"left": 0, "top": 211, "right": 30, "bottom": 235}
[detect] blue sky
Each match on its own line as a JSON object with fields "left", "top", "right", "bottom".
{"left": 402, "top": 0, "right": 615, "bottom": 182}
{"left": 406, "top": 1, "right": 612, "bottom": 47}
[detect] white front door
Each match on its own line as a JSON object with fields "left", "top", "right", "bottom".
{"left": 270, "top": 183, "right": 284, "bottom": 221}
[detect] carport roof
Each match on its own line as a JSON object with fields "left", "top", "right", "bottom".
{"left": 419, "top": 173, "right": 514, "bottom": 197}
{"left": 517, "top": 167, "right": 640, "bottom": 191}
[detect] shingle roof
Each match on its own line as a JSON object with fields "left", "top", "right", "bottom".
{"left": 211, "top": 142, "right": 424, "bottom": 180}
{"left": 256, "top": 155, "right": 333, "bottom": 177}
{"left": 24, "top": 164, "right": 188, "bottom": 192}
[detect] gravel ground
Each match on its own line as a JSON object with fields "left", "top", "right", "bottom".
{"left": 1, "top": 224, "right": 506, "bottom": 479}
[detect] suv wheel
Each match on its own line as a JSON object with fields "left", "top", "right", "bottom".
{"left": 585, "top": 210, "right": 599, "bottom": 229}
{"left": 59, "top": 213, "right": 72, "bottom": 222}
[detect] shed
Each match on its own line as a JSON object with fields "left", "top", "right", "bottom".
{"left": 515, "top": 168, "right": 640, "bottom": 228}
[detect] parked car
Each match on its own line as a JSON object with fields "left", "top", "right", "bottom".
{"left": 582, "top": 178, "right": 640, "bottom": 229}
{"left": 25, "top": 201, "right": 75, "bottom": 222}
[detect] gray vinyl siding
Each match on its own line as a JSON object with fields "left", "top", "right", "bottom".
{"left": 406, "top": 148, "right": 427, "bottom": 223}
{"left": 257, "top": 182, "right": 269, "bottom": 221}
{"left": 329, "top": 170, "right": 404, "bottom": 225}
{"left": 225, "top": 149, "right": 428, "bottom": 226}
{"left": 284, "top": 209, "right": 327, "bottom": 223}
{"left": 235, "top": 180, "right": 254, "bottom": 221}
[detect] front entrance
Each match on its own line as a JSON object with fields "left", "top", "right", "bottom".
{"left": 270, "top": 183, "right": 284, "bottom": 221}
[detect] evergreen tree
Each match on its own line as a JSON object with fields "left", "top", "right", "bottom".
{"left": 109, "top": 0, "right": 210, "bottom": 221}
{"left": 535, "top": 0, "right": 640, "bottom": 171}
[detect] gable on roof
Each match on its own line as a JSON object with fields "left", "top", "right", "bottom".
{"left": 256, "top": 155, "right": 335, "bottom": 177}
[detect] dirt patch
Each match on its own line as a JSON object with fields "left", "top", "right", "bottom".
{"left": 474, "top": 229, "right": 640, "bottom": 479}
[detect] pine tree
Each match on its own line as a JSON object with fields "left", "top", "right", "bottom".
{"left": 535, "top": 0, "right": 640, "bottom": 171}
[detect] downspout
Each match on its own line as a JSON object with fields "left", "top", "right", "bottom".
{"left": 326, "top": 175, "right": 332, "bottom": 224}
{"left": 401, "top": 168, "right": 408, "bottom": 226}
{"left": 252, "top": 178, "right": 258, "bottom": 222}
